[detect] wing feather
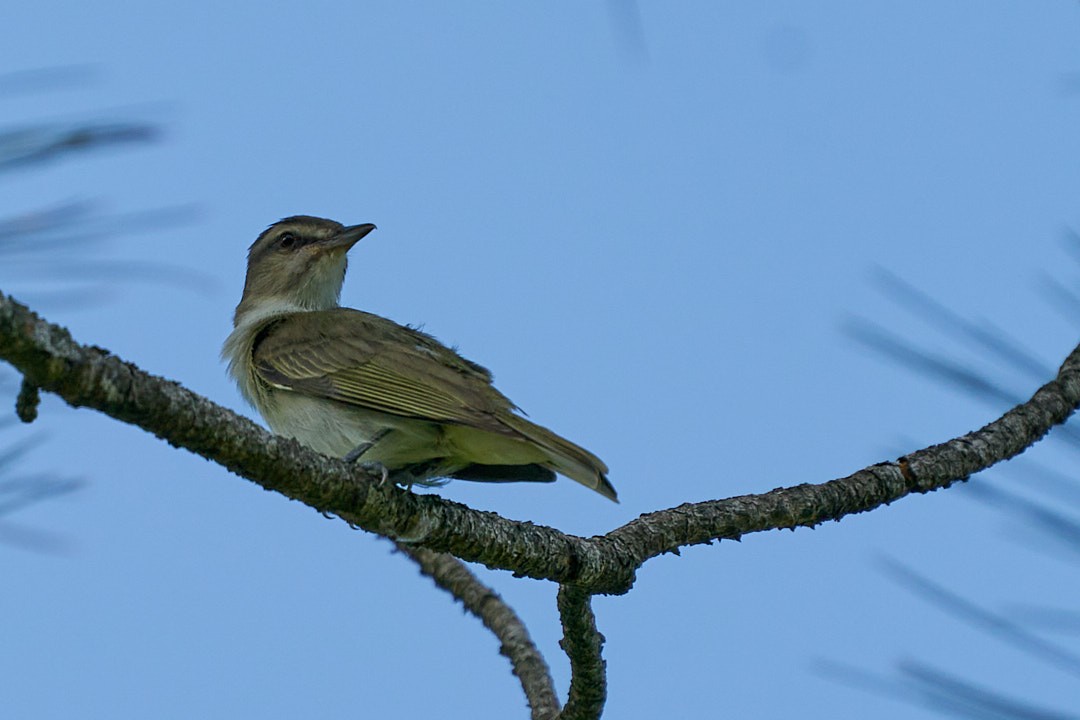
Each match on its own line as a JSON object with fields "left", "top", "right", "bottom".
{"left": 252, "top": 308, "right": 516, "bottom": 434}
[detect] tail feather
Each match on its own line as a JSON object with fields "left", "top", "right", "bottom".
{"left": 502, "top": 415, "right": 618, "bottom": 502}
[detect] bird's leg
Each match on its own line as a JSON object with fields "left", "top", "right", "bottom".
{"left": 344, "top": 430, "right": 393, "bottom": 485}
{"left": 359, "top": 461, "right": 390, "bottom": 485}
{"left": 343, "top": 429, "right": 392, "bottom": 463}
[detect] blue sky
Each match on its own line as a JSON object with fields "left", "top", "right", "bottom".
{"left": 3, "top": 3, "right": 1080, "bottom": 718}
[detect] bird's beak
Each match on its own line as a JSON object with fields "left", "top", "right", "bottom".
{"left": 322, "top": 223, "right": 377, "bottom": 253}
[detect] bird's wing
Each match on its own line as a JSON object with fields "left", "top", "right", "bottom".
{"left": 251, "top": 308, "right": 518, "bottom": 433}
{"left": 253, "top": 308, "right": 615, "bottom": 499}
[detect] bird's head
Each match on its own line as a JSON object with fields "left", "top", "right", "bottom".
{"left": 233, "top": 215, "right": 376, "bottom": 324}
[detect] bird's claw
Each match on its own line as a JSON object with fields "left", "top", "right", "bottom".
{"left": 358, "top": 461, "right": 390, "bottom": 485}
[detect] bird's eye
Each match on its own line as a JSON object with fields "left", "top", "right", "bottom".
{"left": 278, "top": 232, "right": 297, "bottom": 249}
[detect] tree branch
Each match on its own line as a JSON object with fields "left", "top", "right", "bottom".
{"left": 556, "top": 586, "right": 606, "bottom": 720}
{"left": 2, "top": 290, "right": 1078, "bottom": 596}
{"left": 397, "top": 544, "right": 561, "bottom": 719}
{"left": 601, "top": 340, "right": 1080, "bottom": 572}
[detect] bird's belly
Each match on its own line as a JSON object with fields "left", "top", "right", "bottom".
{"left": 262, "top": 392, "right": 444, "bottom": 465}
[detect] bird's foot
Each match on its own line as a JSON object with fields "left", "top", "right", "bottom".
{"left": 388, "top": 467, "right": 423, "bottom": 492}
{"left": 358, "top": 461, "right": 390, "bottom": 485}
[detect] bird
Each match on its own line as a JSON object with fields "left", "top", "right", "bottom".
{"left": 222, "top": 216, "right": 617, "bottom": 501}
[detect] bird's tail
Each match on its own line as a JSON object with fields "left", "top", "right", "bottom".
{"left": 503, "top": 415, "right": 618, "bottom": 502}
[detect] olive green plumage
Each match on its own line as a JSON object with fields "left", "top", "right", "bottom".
{"left": 224, "top": 216, "right": 616, "bottom": 501}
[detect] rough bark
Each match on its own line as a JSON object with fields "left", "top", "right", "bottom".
{"left": 4, "top": 289, "right": 1079, "bottom": 719}
{"left": 398, "top": 544, "right": 561, "bottom": 719}
{"left": 3, "top": 288, "right": 1078, "bottom": 597}
{"left": 556, "top": 586, "right": 606, "bottom": 720}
